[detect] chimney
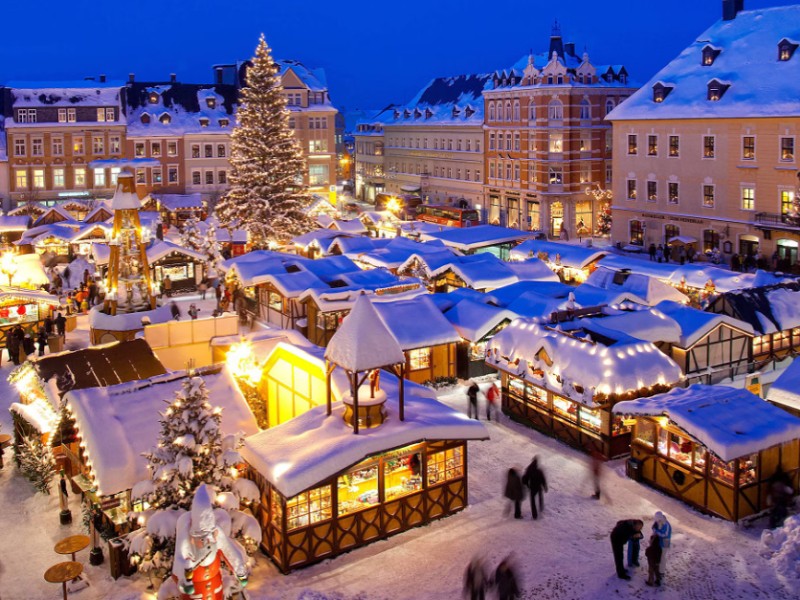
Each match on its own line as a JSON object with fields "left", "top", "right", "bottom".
{"left": 129, "top": 73, "right": 135, "bottom": 83}
{"left": 170, "top": 73, "right": 177, "bottom": 83}
{"left": 99, "top": 74, "right": 106, "bottom": 83}
{"left": 722, "top": 0, "right": 744, "bottom": 20}
{"left": 215, "top": 67, "right": 224, "bottom": 85}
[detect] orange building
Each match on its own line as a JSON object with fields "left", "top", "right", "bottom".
{"left": 483, "top": 25, "right": 636, "bottom": 238}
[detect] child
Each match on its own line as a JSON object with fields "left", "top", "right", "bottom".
{"left": 645, "top": 534, "right": 662, "bottom": 587}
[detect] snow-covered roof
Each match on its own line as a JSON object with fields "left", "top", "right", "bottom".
{"left": 504, "top": 258, "right": 560, "bottom": 283}
{"left": 88, "top": 303, "right": 174, "bottom": 332}
{"left": 65, "top": 367, "right": 259, "bottom": 497}
{"left": 372, "top": 295, "right": 460, "bottom": 350}
{"left": 584, "top": 266, "right": 689, "bottom": 306}
{"left": 608, "top": 6, "right": 800, "bottom": 121}
{"left": 9, "top": 397, "right": 59, "bottom": 434}
{"left": 278, "top": 59, "right": 330, "bottom": 93}
{"left": 110, "top": 174, "right": 141, "bottom": 210}
{"left": 17, "top": 224, "right": 79, "bottom": 246}
{"left": 292, "top": 228, "right": 352, "bottom": 250}
{"left": 614, "top": 385, "right": 800, "bottom": 462}
{"left": 147, "top": 240, "right": 206, "bottom": 264}
{"left": 33, "top": 206, "right": 75, "bottom": 227}
{"left": 571, "top": 285, "right": 646, "bottom": 309}
{"left": 714, "top": 283, "right": 800, "bottom": 335}
{"left": 0, "top": 216, "right": 31, "bottom": 234}
{"left": 299, "top": 283, "right": 427, "bottom": 313}
{"left": 510, "top": 240, "right": 607, "bottom": 269}
{"left": 654, "top": 300, "right": 753, "bottom": 347}
{"left": 6, "top": 81, "right": 124, "bottom": 110}
{"left": 241, "top": 368, "right": 487, "bottom": 498}
{"left": 580, "top": 306, "right": 682, "bottom": 345}
{"left": 488, "top": 280, "right": 573, "bottom": 307}
{"left": 420, "top": 225, "right": 537, "bottom": 251}
{"left": 331, "top": 219, "right": 368, "bottom": 235}
{"left": 767, "top": 358, "right": 800, "bottom": 411}
{"left": 488, "top": 318, "right": 683, "bottom": 403}
{"left": 444, "top": 299, "right": 518, "bottom": 342}
{"left": 154, "top": 193, "right": 203, "bottom": 211}
{"left": 324, "top": 294, "right": 405, "bottom": 371}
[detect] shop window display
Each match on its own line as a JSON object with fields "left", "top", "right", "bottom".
{"left": 552, "top": 394, "right": 577, "bottom": 423}
{"left": 286, "top": 486, "right": 332, "bottom": 530}
{"left": 383, "top": 449, "right": 422, "bottom": 501}
{"left": 270, "top": 490, "right": 283, "bottom": 528}
{"left": 612, "top": 414, "right": 632, "bottom": 437}
{"left": 0, "top": 303, "right": 39, "bottom": 325}
{"left": 636, "top": 420, "right": 656, "bottom": 446}
{"left": 268, "top": 292, "right": 283, "bottom": 312}
{"left": 580, "top": 406, "right": 602, "bottom": 433}
{"left": 427, "top": 447, "right": 463, "bottom": 485}
{"left": 338, "top": 459, "right": 380, "bottom": 515}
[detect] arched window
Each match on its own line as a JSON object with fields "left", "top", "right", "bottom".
{"left": 529, "top": 103, "right": 536, "bottom": 120}
{"left": 488, "top": 102, "right": 495, "bottom": 122}
{"left": 605, "top": 100, "right": 615, "bottom": 116}
{"left": 505, "top": 101, "right": 512, "bottom": 121}
{"left": 580, "top": 100, "right": 591, "bottom": 120}
{"left": 513, "top": 100, "right": 520, "bottom": 121}
{"left": 548, "top": 100, "right": 563, "bottom": 121}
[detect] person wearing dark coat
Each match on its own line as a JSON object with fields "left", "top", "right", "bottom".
{"left": 54, "top": 312, "right": 67, "bottom": 337}
{"left": 36, "top": 327, "right": 47, "bottom": 357}
{"left": 6, "top": 332, "right": 20, "bottom": 365}
{"left": 494, "top": 557, "right": 520, "bottom": 600}
{"left": 610, "top": 519, "right": 644, "bottom": 580}
{"left": 466, "top": 380, "right": 480, "bottom": 420}
{"left": 504, "top": 468, "right": 524, "bottom": 519}
{"left": 648, "top": 243, "right": 657, "bottom": 261}
{"left": 463, "top": 557, "right": 488, "bottom": 600}
{"left": 521, "top": 456, "right": 547, "bottom": 520}
{"left": 170, "top": 301, "right": 181, "bottom": 320}
{"left": 43, "top": 316, "right": 54, "bottom": 336}
{"left": 645, "top": 534, "right": 662, "bottom": 587}
{"left": 22, "top": 334, "right": 35, "bottom": 359}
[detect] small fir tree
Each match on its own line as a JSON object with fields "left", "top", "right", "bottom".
{"left": 18, "top": 433, "right": 55, "bottom": 494}
{"left": 215, "top": 34, "right": 315, "bottom": 247}
{"left": 179, "top": 212, "right": 204, "bottom": 252}
{"left": 595, "top": 201, "right": 612, "bottom": 236}
{"left": 199, "top": 220, "right": 223, "bottom": 278}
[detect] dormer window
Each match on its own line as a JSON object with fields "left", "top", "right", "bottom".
{"left": 218, "top": 118, "right": 229, "bottom": 128}
{"left": 393, "top": 110, "right": 400, "bottom": 120}
{"left": 701, "top": 45, "right": 721, "bottom": 66}
{"left": 778, "top": 39, "right": 799, "bottom": 61}
{"left": 464, "top": 106, "right": 475, "bottom": 118}
{"left": 413, "top": 108, "right": 421, "bottom": 119}
{"left": 140, "top": 113, "right": 151, "bottom": 124}
{"left": 199, "top": 117, "right": 209, "bottom": 127}
{"left": 451, "top": 107, "right": 459, "bottom": 118}
{"left": 403, "top": 109, "right": 410, "bottom": 119}
{"left": 148, "top": 92, "right": 159, "bottom": 104}
{"left": 652, "top": 83, "right": 674, "bottom": 103}
{"left": 707, "top": 79, "right": 730, "bottom": 101}
{"left": 159, "top": 113, "right": 171, "bottom": 124}
{"left": 205, "top": 97, "right": 216, "bottom": 109}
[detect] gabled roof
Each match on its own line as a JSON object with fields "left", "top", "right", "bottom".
{"left": 614, "top": 385, "right": 800, "bottom": 462}
{"left": 420, "top": 225, "right": 537, "bottom": 251}
{"left": 711, "top": 282, "right": 800, "bottom": 334}
{"left": 0, "top": 215, "right": 31, "bottom": 232}
{"left": 153, "top": 193, "right": 203, "bottom": 211}
{"left": 584, "top": 266, "right": 689, "bottom": 306}
{"left": 510, "top": 240, "right": 607, "bottom": 269}
{"left": 444, "top": 299, "right": 518, "bottom": 342}
{"left": 608, "top": 5, "right": 800, "bottom": 120}
{"left": 278, "top": 59, "right": 329, "bottom": 92}
{"left": 655, "top": 300, "right": 753, "bottom": 347}
{"left": 373, "top": 295, "right": 460, "bottom": 350}
{"left": 768, "top": 358, "right": 800, "bottom": 411}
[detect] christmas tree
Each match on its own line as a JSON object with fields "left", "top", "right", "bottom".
{"left": 127, "top": 376, "right": 261, "bottom": 579}
{"left": 179, "top": 212, "right": 204, "bottom": 252}
{"left": 595, "top": 201, "right": 612, "bottom": 236}
{"left": 215, "top": 34, "right": 314, "bottom": 247}
{"left": 18, "top": 433, "right": 55, "bottom": 495}
{"left": 199, "top": 220, "right": 223, "bottom": 279}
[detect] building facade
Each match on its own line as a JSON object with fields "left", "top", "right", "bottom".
{"left": 3, "top": 80, "right": 127, "bottom": 208}
{"left": 483, "top": 28, "right": 635, "bottom": 237}
{"left": 354, "top": 117, "right": 387, "bottom": 203}
{"left": 608, "top": 1, "right": 800, "bottom": 270}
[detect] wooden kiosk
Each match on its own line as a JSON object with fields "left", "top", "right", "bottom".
{"left": 241, "top": 296, "right": 488, "bottom": 572}
{"left": 615, "top": 385, "right": 800, "bottom": 522}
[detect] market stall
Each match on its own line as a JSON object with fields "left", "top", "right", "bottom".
{"left": 487, "top": 318, "right": 683, "bottom": 458}
{"left": 615, "top": 385, "right": 800, "bottom": 522}
{"left": 0, "top": 286, "right": 62, "bottom": 352}
{"left": 147, "top": 240, "right": 205, "bottom": 295}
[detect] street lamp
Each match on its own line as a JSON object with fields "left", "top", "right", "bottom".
{"left": 0, "top": 251, "right": 18, "bottom": 286}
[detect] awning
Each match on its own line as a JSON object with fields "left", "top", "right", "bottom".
{"left": 400, "top": 185, "right": 421, "bottom": 193}
{"left": 668, "top": 236, "right": 698, "bottom": 246}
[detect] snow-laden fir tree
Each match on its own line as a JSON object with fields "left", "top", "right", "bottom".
{"left": 215, "top": 34, "right": 315, "bottom": 247}
{"left": 127, "top": 376, "right": 261, "bottom": 580}
{"left": 595, "top": 201, "right": 612, "bottom": 236}
{"left": 18, "top": 433, "right": 55, "bottom": 495}
{"left": 199, "top": 220, "right": 223, "bottom": 279}
{"left": 179, "top": 212, "right": 204, "bottom": 252}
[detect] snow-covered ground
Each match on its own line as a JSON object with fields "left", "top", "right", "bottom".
{"left": 0, "top": 322, "right": 795, "bottom": 599}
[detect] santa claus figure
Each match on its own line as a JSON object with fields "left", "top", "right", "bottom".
{"left": 172, "top": 484, "right": 248, "bottom": 600}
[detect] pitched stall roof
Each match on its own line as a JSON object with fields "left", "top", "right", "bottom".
{"left": 767, "top": 358, "right": 800, "bottom": 411}
{"left": 444, "top": 299, "right": 518, "bottom": 342}
{"left": 420, "top": 225, "right": 537, "bottom": 251}
{"left": 614, "top": 385, "right": 800, "bottom": 462}
{"left": 712, "top": 282, "right": 800, "bottom": 335}
{"left": 583, "top": 266, "right": 689, "bottom": 305}
{"left": 372, "top": 295, "right": 460, "bottom": 350}
{"left": 510, "top": 240, "right": 608, "bottom": 269}
{"left": 608, "top": 5, "right": 800, "bottom": 120}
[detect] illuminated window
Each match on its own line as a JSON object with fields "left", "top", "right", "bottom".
{"left": 781, "top": 190, "right": 795, "bottom": 215}
{"left": 167, "top": 141, "right": 178, "bottom": 156}
{"left": 780, "top": 137, "right": 794, "bottom": 161}
{"left": 93, "top": 136, "right": 104, "bottom": 155}
{"left": 94, "top": 168, "right": 106, "bottom": 187}
{"left": 159, "top": 113, "right": 171, "bottom": 125}
{"left": 134, "top": 143, "right": 145, "bottom": 157}
{"left": 73, "top": 138, "right": 84, "bottom": 155}
{"left": 648, "top": 135, "right": 658, "bottom": 156}
{"left": 408, "top": 348, "right": 431, "bottom": 370}
{"left": 151, "top": 142, "right": 162, "bottom": 157}
{"left": 549, "top": 165, "right": 563, "bottom": 185}
{"left": 627, "top": 134, "right": 638, "bottom": 155}
{"left": 647, "top": 180, "right": 658, "bottom": 202}
{"left": 52, "top": 138, "right": 64, "bottom": 156}
{"left": 97, "top": 108, "right": 106, "bottom": 122}
{"left": 742, "top": 136, "right": 755, "bottom": 160}
{"left": 627, "top": 179, "right": 637, "bottom": 200}
{"left": 703, "top": 136, "right": 715, "bottom": 158}
{"left": 74, "top": 167, "right": 86, "bottom": 187}
{"left": 136, "top": 169, "right": 146, "bottom": 184}
{"left": 741, "top": 187, "right": 755, "bottom": 210}
{"left": 67, "top": 108, "right": 76, "bottom": 123}
{"left": 53, "top": 168, "right": 65, "bottom": 188}
{"left": 110, "top": 167, "right": 120, "bottom": 186}
{"left": 105, "top": 108, "right": 115, "bottom": 121}
{"left": 669, "top": 135, "right": 680, "bottom": 157}
{"left": 286, "top": 486, "right": 332, "bottom": 530}
{"left": 153, "top": 168, "right": 162, "bottom": 184}
{"left": 703, "top": 185, "right": 715, "bottom": 208}
{"left": 191, "top": 144, "right": 200, "bottom": 159}
{"left": 668, "top": 182, "right": 679, "bottom": 204}
{"left": 426, "top": 447, "right": 464, "bottom": 485}
{"left": 14, "top": 170, "right": 27, "bottom": 189}
{"left": 549, "top": 132, "right": 563, "bottom": 153}
{"left": 58, "top": 108, "right": 67, "bottom": 123}
{"left": 110, "top": 136, "right": 121, "bottom": 154}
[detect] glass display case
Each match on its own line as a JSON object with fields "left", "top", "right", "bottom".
{"left": 580, "top": 406, "right": 601, "bottom": 433}
{"left": 286, "top": 485, "right": 332, "bottom": 530}
{"left": 635, "top": 419, "right": 656, "bottom": 446}
{"left": 338, "top": 458, "right": 380, "bottom": 515}
{"left": 383, "top": 449, "right": 422, "bottom": 501}
{"left": 427, "top": 447, "right": 463, "bottom": 486}
{"left": 552, "top": 394, "right": 577, "bottom": 423}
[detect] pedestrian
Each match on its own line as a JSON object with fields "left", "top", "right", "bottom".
{"left": 54, "top": 312, "right": 67, "bottom": 338}
{"left": 63, "top": 265, "right": 71, "bottom": 287}
{"left": 521, "top": 456, "right": 547, "bottom": 520}
{"left": 163, "top": 275, "right": 172, "bottom": 297}
{"left": 772, "top": 250, "right": 780, "bottom": 271}
{"left": 589, "top": 449, "right": 604, "bottom": 500}
{"left": 663, "top": 244, "right": 671, "bottom": 263}
{"left": 463, "top": 556, "right": 488, "bottom": 600}
{"left": 678, "top": 246, "right": 686, "bottom": 265}
{"left": 504, "top": 468, "right": 524, "bottom": 519}
{"left": 648, "top": 243, "right": 656, "bottom": 261}
{"left": 36, "top": 327, "right": 47, "bottom": 357}
{"left": 22, "top": 333, "right": 35, "bottom": 361}
{"left": 198, "top": 279, "right": 208, "bottom": 300}
{"left": 88, "top": 280, "right": 97, "bottom": 305}
{"left": 215, "top": 282, "right": 222, "bottom": 308}
{"left": 493, "top": 556, "right": 520, "bottom": 600}
{"left": 656, "top": 244, "right": 664, "bottom": 263}
{"left": 645, "top": 534, "right": 662, "bottom": 587}
{"left": 466, "top": 380, "right": 480, "bottom": 420}
{"left": 768, "top": 468, "right": 794, "bottom": 528}
{"left": 486, "top": 381, "right": 499, "bottom": 421}
{"left": 43, "top": 315, "right": 54, "bottom": 336}
{"left": 731, "top": 253, "right": 741, "bottom": 272}
{"left": 610, "top": 519, "right": 644, "bottom": 580}
{"left": 83, "top": 268, "right": 90, "bottom": 286}
{"left": 170, "top": 301, "right": 181, "bottom": 320}
{"left": 188, "top": 304, "right": 200, "bottom": 320}
{"left": 627, "top": 529, "right": 641, "bottom": 570}
{"left": 6, "top": 331, "right": 20, "bottom": 366}
{"left": 652, "top": 511, "right": 672, "bottom": 576}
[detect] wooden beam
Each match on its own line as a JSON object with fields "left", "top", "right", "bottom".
{"left": 353, "top": 371, "right": 359, "bottom": 435}
{"left": 399, "top": 362, "right": 405, "bottom": 422}
{"left": 326, "top": 360, "right": 332, "bottom": 416}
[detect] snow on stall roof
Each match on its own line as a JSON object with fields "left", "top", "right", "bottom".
{"left": 504, "top": 258, "right": 560, "bottom": 283}
{"left": 488, "top": 318, "right": 682, "bottom": 401}
{"left": 571, "top": 285, "right": 646, "bottom": 309}
{"left": 324, "top": 294, "right": 405, "bottom": 371}
{"left": 292, "top": 228, "right": 352, "bottom": 250}
{"left": 88, "top": 303, "right": 174, "bottom": 332}
{"left": 510, "top": 240, "right": 607, "bottom": 269}
{"left": 0, "top": 285, "right": 59, "bottom": 305}
{"left": 717, "top": 282, "right": 800, "bottom": 334}
{"left": 767, "top": 358, "right": 800, "bottom": 411}
{"left": 147, "top": 240, "right": 205, "bottom": 264}
{"left": 257, "top": 270, "right": 326, "bottom": 297}
{"left": 372, "top": 295, "right": 460, "bottom": 350}
{"left": 488, "top": 280, "right": 572, "bottom": 307}
{"left": 444, "top": 299, "right": 518, "bottom": 342}
{"left": 331, "top": 219, "right": 367, "bottom": 234}
{"left": 614, "top": 385, "right": 800, "bottom": 462}
{"left": 65, "top": 367, "right": 259, "bottom": 497}
{"left": 154, "top": 193, "right": 203, "bottom": 211}
{"left": 607, "top": 6, "right": 800, "bottom": 121}
{"left": 420, "top": 225, "right": 537, "bottom": 251}
{"left": 9, "top": 398, "right": 59, "bottom": 434}
{"left": 766, "top": 286, "right": 800, "bottom": 331}
{"left": 654, "top": 300, "right": 753, "bottom": 347}
{"left": 501, "top": 293, "right": 562, "bottom": 320}
{"left": 585, "top": 266, "right": 688, "bottom": 305}
{"left": 241, "top": 369, "right": 488, "bottom": 499}
{"left": 580, "top": 306, "right": 682, "bottom": 344}
{"left": 298, "top": 255, "right": 360, "bottom": 283}
{"left": 0, "top": 215, "right": 31, "bottom": 232}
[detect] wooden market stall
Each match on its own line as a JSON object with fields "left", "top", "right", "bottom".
{"left": 614, "top": 385, "right": 800, "bottom": 522}
{"left": 487, "top": 318, "right": 683, "bottom": 459}
{"left": 240, "top": 299, "right": 487, "bottom": 572}
{"left": 0, "top": 286, "right": 62, "bottom": 351}
{"left": 147, "top": 241, "right": 205, "bottom": 295}
{"left": 510, "top": 239, "right": 607, "bottom": 283}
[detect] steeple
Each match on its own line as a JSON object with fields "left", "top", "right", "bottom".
{"left": 549, "top": 19, "right": 564, "bottom": 59}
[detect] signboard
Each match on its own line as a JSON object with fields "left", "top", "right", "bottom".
{"left": 100, "top": 497, "right": 121, "bottom": 511}
{"left": 746, "top": 373, "right": 762, "bottom": 397}
{"left": 328, "top": 185, "right": 337, "bottom": 206}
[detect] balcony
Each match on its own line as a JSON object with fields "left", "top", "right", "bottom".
{"left": 754, "top": 212, "right": 799, "bottom": 231}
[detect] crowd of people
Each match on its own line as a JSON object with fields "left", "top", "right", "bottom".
{"left": 646, "top": 242, "right": 791, "bottom": 273}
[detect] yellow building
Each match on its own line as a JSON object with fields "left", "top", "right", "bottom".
{"left": 608, "top": 2, "right": 800, "bottom": 270}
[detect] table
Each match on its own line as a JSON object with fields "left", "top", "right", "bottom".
{"left": 54, "top": 534, "right": 90, "bottom": 562}
{"left": 44, "top": 561, "right": 82, "bottom": 600}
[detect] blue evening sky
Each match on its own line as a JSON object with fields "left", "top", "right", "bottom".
{"left": 1, "top": 0, "right": 794, "bottom": 113}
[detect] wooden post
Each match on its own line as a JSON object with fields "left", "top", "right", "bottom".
{"left": 733, "top": 459, "right": 741, "bottom": 522}
{"left": 326, "top": 360, "right": 332, "bottom": 416}
{"left": 352, "top": 371, "right": 359, "bottom": 435}
{"left": 399, "top": 362, "right": 405, "bottom": 422}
